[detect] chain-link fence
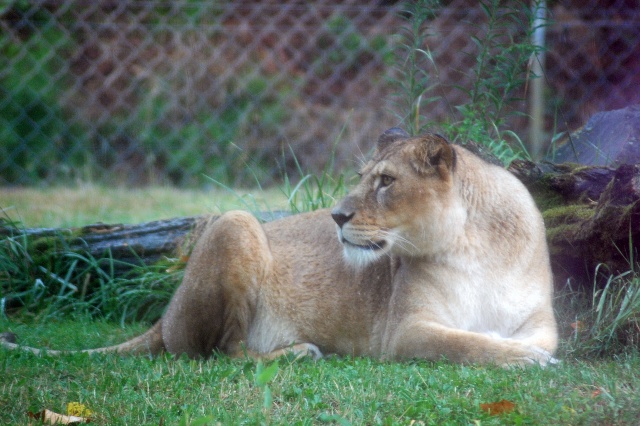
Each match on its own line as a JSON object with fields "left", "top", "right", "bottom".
{"left": 1, "top": 0, "right": 638, "bottom": 187}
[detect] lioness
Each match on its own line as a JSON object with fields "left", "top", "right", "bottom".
{"left": 1, "top": 129, "right": 558, "bottom": 366}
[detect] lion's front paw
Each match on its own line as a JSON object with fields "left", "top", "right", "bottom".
{"left": 528, "top": 345, "right": 559, "bottom": 366}
{"left": 504, "top": 345, "right": 559, "bottom": 368}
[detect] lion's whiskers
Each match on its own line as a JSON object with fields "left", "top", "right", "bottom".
{"left": 375, "top": 230, "right": 418, "bottom": 256}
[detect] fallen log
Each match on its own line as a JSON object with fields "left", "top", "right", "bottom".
{"left": 0, "top": 211, "right": 289, "bottom": 272}
{"left": 10, "top": 216, "right": 204, "bottom": 267}
{"left": 1, "top": 162, "right": 638, "bottom": 286}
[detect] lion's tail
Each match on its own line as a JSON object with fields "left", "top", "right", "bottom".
{"left": 0, "top": 320, "right": 164, "bottom": 357}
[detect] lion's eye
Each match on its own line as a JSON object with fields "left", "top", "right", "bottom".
{"left": 379, "top": 174, "right": 395, "bottom": 188}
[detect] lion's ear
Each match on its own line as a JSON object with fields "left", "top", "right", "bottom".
{"left": 376, "top": 127, "right": 409, "bottom": 152}
{"left": 412, "top": 134, "right": 456, "bottom": 178}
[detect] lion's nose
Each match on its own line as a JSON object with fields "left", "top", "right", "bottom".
{"left": 331, "top": 209, "right": 354, "bottom": 229}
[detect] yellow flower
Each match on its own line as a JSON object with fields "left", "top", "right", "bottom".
{"left": 66, "top": 402, "right": 93, "bottom": 417}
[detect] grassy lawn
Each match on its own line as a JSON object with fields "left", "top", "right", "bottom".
{"left": 2, "top": 319, "right": 640, "bottom": 425}
{"left": 1, "top": 186, "right": 640, "bottom": 425}
{"left": 0, "top": 185, "right": 289, "bottom": 228}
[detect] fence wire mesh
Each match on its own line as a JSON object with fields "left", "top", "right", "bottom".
{"left": 1, "top": 0, "right": 639, "bottom": 187}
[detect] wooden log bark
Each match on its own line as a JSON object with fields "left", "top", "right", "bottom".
{"left": 1, "top": 163, "right": 638, "bottom": 285}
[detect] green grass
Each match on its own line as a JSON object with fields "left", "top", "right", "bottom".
{"left": 2, "top": 318, "right": 640, "bottom": 425}
{"left": 559, "top": 264, "right": 640, "bottom": 359}
{"left": 0, "top": 184, "right": 289, "bottom": 228}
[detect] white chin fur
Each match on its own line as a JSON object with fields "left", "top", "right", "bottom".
{"left": 341, "top": 244, "right": 387, "bottom": 268}
{"left": 336, "top": 226, "right": 390, "bottom": 267}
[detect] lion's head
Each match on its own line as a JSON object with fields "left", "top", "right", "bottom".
{"left": 331, "top": 128, "right": 467, "bottom": 266}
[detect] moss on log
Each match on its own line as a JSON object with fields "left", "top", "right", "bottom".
{"left": 510, "top": 161, "right": 640, "bottom": 282}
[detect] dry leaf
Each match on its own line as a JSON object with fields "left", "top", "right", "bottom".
{"left": 28, "top": 409, "right": 90, "bottom": 425}
{"left": 479, "top": 399, "right": 516, "bottom": 415}
{"left": 570, "top": 321, "right": 585, "bottom": 332}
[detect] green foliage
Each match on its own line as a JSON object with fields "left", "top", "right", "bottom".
{"left": 314, "top": 14, "right": 394, "bottom": 78}
{"left": 0, "top": 218, "right": 177, "bottom": 323}
{"left": 255, "top": 360, "right": 279, "bottom": 411}
{"left": 178, "top": 413, "right": 215, "bottom": 426}
{"left": 443, "top": 0, "right": 539, "bottom": 162}
{"left": 0, "top": 223, "right": 91, "bottom": 316}
{"left": 0, "top": 3, "right": 293, "bottom": 187}
{"left": 142, "top": 0, "right": 222, "bottom": 26}
{"left": 448, "top": 108, "right": 528, "bottom": 164}
{"left": 592, "top": 268, "right": 640, "bottom": 351}
{"left": 563, "top": 263, "right": 640, "bottom": 358}
{"left": 392, "top": 0, "right": 540, "bottom": 164}
{"left": 117, "top": 73, "right": 289, "bottom": 186}
{"left": 0, "top": 4, "right": 86, "bottom": 184}
{"left": 281, "top": 123, "right": 349, "bottom": 213}
{"left": 391, "top": 0, "right": 441, "bottom": 136}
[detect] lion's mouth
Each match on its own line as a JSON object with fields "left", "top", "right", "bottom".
{"left": 342, "top": 238, "right": 387, "bottom": 251}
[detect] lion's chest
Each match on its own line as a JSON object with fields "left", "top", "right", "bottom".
{"left": 393, "top": 262, "right": 531, "bottom": 338}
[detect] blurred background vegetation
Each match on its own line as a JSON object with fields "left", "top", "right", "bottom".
{"left": 1, "top": 1, "right": 640, "bottom": 359}
{"left": 1, "top": 0, "right": 638, "bottom": 187}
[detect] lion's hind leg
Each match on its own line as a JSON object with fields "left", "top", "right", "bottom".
{"left": 162, "top": 211, "right": 274, "bottom": 358}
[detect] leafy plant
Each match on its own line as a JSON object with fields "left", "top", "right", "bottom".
{"left": 392, "top": 0, "right": 541, "bottom": 164}
{"left": 442, "top": 0, "right": 541, "bottom": 162}
{"left": 390, "top": 0, "right": 441, "bottom": 136}
{"left": 254, "top": 360, "right": 279, "bottom": 411}
{"left": 122, "top": 73, "right": 288, "bottom": 187}
{"left": 314, "top": 14, "right": 394, "bottom": 79}
{"left": 178, "top": 413, "right": 215, "bottom": 426}
{"left": 566, "top": 263, "right": 640, "bottom": 357}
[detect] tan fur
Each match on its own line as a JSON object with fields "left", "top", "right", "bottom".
{"left": 1, "top": 130, "right": 558, "bottom": 366}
